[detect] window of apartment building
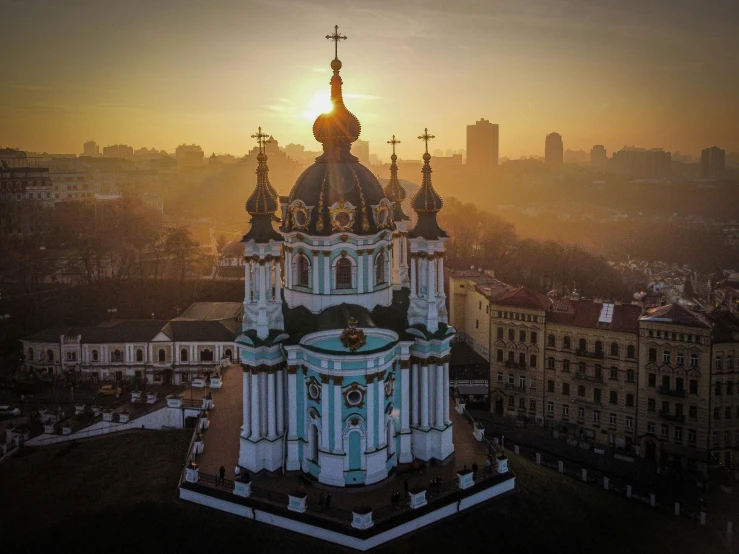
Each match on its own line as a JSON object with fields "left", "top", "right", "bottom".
{"left": 594, "top": 388, "right": 602, "bottom": 404}
{"left": 508, "top": 351, "right": 515, "bottom": 363}
{"left": 479, "top": 301, "right": 482, "bottom": 310}
{"left": 662, "top": 375, "right": 670, "bottom": 390}
{"left": 626, "top": 394, "right": 634, "bottom": 407}
{"left": 662, "top": 401, "right": 670, "bottom": 414}
{"left": 578, "top": 362, "right": 586, "bottom": 374}
{"left": 547, "top": 401, "right": 554, "bottom": 413}
{"left": 627, "top": 369, "right": 635, "bottom": 383}
{"left": 529, "top": 399, "right": 536, "bottom": 412}
{"left": 713, "top": 432, "right": 718, "bottom": 446}
{"left": 649, "top": 330, "right": 654, "bottom": 337}
{"left": 609, "top": 391, "right": 618, "bottom": 404}
{"left": 66, "top": 352, "right": 76, "bottom": 361}
{"left": 519, "top": 377, "right": 525, "bottom": 389}
{"left": 519, "top": 353, "right": 526, "bottom": 367}
{"left": 725, "top": 431, "right": 731, "bottom": 445}
{"left": 91, "top": 350, "right": 99, "bottom": 362}
{"left": 547, "top": 357, "right": 555, "bottom": 369}
{"left": 497, "top": 327, "right": 504, "bottom": 340}
{"left": 530, "top": 378, "right": 537, "bottom": 389}
{"left": 595, "top": 341, "right": 603, "bottom": 355}
{"left": 648, "top": 422, "right": 655, "bottom": 434}
{"left": 690, "top": 353, "right": 699, "bottom": 367}
{"left": 562, "top": 404, "right": 569, "bottom": 416}
{"left": 727, "top": 355, "right": 734, "bottom": 370}
{"left": 579, "top": 338, "right": 587, "bottom": 351}
{"left": 508, "top": 374, "right": 514, "bottom": 385}
{"left": 648, "top": 398, "right": 656, "bottom": 412}
{"left": 675, "top": 404, "right": 684, "bottom": 418}
{"left": 610, "top": 343, "right": 619, "bottom": 357}
{"left": 688, "top": 429, "right": 696, "bottom": 444}
{"left": 531, "top": 332, "right": 537, "bottom": 344}
{"left": 595, "top": 365, "right": 603, "bottom": 380}
{"left": 497, "top": 372, "right": 503, "bottom": 383}
{"left": 661, "top": 424, "right": 669, "bottom": 439}
{"left": 519, "top": 397, "right": 525, "bottom": 409}
{"left": 675, "top": 427, "right": 683, "bottom": 443}
{"left": 610, "top": 367, "right": 618, "bottom": 380}
{"left": 548, "top": 334, "right": 556, "bottom": 347}
{"left": 609, "top": 413, "right": 617, "bottom": 425}
{"left": 663, "top": 350, "right": 671, "bottom": 364}
{"left": 626, "top": 416, "right": 633, "bottom": 429}
{"left": 563, "top": 337, "right": 571, "bottom": 350}
{"left": 508, "top": 396, "right": 514, "bottom": 408}
{"left": 716, "top": 356, "right": 723, "bottom": 371}
{"left": 562, "top": 382, "right": 570, "bottom": 396}
{"left": 648, "top": 373, "right": 656, "bottom": 387}
{"left": 689, "top": 405, "right": 697, "bottom": 419}
{"left": 578, "top": 385, "right": 586, "bottom": 397}
{"left": 627, "top": 345, "right": 636, "bottom": 359}
{"left": 476, "top": 320, "right": 479, "bottom": 329}
{"left": 530, "top": 355, "right": 537, "bottom": 368}
{"left": 676, "top": 377, "right": 684, "bottom": 392}
{"left": 713, "top": 407, "right": 720, "bottom": 420}
{"left": 725, "top": 407, "right": 732, "bottom": 419}
{"left": 728, "top": 382, "right": 734, "bottom": 395}
{"left": 547, "top": 380, "right": 555, "bottom": 392}
{"left": 578, "top": 407, "right": 585, "bottom": 419}
{"left": 735, "top": 430, "right": 739, "bottom": 445}
{"left": 649, "top": 348, "right": 657, "bottom": 362}
{"left": 690, "top": 379, "right": 698, "bottom": 394}
{"left": 519, "top": 330, "right": 526, "bottom": 343}
{"left": 497, "top": 349, "right": 504, "bottom": 362}
{"left": 715, "top": 382, "right": 723, "bottom": 396}
{"left": 593, "top": 410, "right": 600, "bottom": 423}
{"left": 508, "top": 329, "right": 514, "bottom": 341}
{"left": 562, "top": 359, "right": 570, "bottom": 372}
{"left": 677, "top": 352, "right": 684, "bottom": 366}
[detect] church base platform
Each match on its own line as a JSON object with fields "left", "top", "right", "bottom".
{"left": 179, "top": 469, "right": 516, "bottom": 551}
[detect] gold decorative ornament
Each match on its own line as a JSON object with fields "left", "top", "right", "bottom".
{"left": 340, "top": 317, "right": 367, "bottom": 352}
{"left": 329, "top": 200, "right": 356, "bottom": 231}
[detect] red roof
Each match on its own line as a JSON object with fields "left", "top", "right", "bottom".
{"left": 493, "top": 287, "right": 552, "bottom": 311}
{"left": 640, "top": 304, "right": 710, "bottom": 329}
{"left": 546, "top": 299, "right": 641, "bottom": 334}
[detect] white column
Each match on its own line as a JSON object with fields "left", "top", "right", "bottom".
{"left": 258, "top": 263, "right": 266, "bottom": 303}
{"left": 428, "top": 257, "right": 437, "bottom": 299}
{"left": 443, "top": 361, "right": 450, "bottom": 424}
{"left": 357, "top": 251, "right": 364, "bottom": 293}
{"left": 267, "top": 370, "right": 276, "bottom": 438}
{"left": 436, "top": 363, "right": 444, "bottom": 428}
{"left": 285, "top": 251, "right": 292, "bottom": 289}
{"left": 411, "top": 363, "right": 419, "bottom": 427}
{"left": 287, "top": 369, "right": 297, "bottom": 438}
{"left": 333, "top": 380, "right": 342, "bottom": 452}
{"left": 401, "top": 363, "right": 410, "bottom": 432}
{"left": 274, "top": 261, "right": 282, "bottom": 303}
{"left": 428, "top": 364, "right": 436, "bottom": 428}
{"left": 437, "top": 255, "right": 444, "bottom": 296}
{"left": 367, "top": 378, "right": 376, "bottom": 449}
{"left": 313, "top": 252, "right": 320, "bottom": 294}
{"left": 377, "top": 376, "right": 385, "bottom": 447}
{"left": 410, "top": 256, "right": 417, "bottom": 297}
{"left": 321, "top": 378, "right": 330, "bottom": 449}
{"left": 276, "top": 368, "right": 284, "bottom": 434}
{"left": 420, "top": 365, "right": 429, "bottom": 429}
{"left": 243, "top": 370, "right": 250, "bottom": 438}
{"left": 323, "top": 252, "right": 330, "bottom": 293}
{"left": 260, "top": 371, "right": 267, "bottom": 436}
{"left": 250, "top": 371, "right": 260, "bottom": 439}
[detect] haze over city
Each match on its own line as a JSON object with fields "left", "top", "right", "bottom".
{"left": 2, "top": 0, "right": 739, "bottom": 158}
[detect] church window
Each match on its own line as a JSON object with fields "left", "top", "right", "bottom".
{"left": 200, "top": 349, "right": 214, "bottom": 362}
{"left": 136, "top": 349, "right": 143, "bottom": 362}
{"left": 27, "top": 348, "right": 33, "bottom": 361}
{"left": 336, "top": 257, "right": 352, "bottom": 289}
{"left": 158, "top": 349, "right": 166, "bottom": 363}
{"left": 375, "top": 252, "right": 387, "bottom": 286}
{"left": 308, "top": 382, "right": 320, "bottom": 401}
{"left": 181, "top": 349, "right": 188, "bottom": 362}
{"left": 347, "top": 389, "right": 363, "bottom": 406}
{"left": 47, "top": 349, "right": 54, "bottom": 362}
{"left": 111, "top": 349, "right": 122, "bottom": 362}
{"left": 92, "top": 350, "right": 99, "bottom": 362}
{"left": 295, "top": 254, "right": 310, "bottom": 288}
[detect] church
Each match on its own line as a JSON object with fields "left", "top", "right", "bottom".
{"left": 237, "top": 28, "right": 455, "bottom": 487}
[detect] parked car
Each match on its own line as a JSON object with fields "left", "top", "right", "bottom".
{"left": 98, "top": 385, "right": 122, "bottom": 397}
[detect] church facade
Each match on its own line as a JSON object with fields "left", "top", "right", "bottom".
{"left": 237, "top": 40, "right": 455, "bottom": 486}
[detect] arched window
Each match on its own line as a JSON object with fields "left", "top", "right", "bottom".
{"left": 595, "top": 341, "right": 603, "bottom": 355}
{"left": 578, "top": 362, "right": 586, "bottom": 373}
{"left": 310, "top": 424, "right": 319, "bottom": 462}
{"left": 375, "top": 252, "right": 387, "bottom": 286}
{"left": 27, "top": 348, "right": 33, "bottom": 361}
{"left": 336, "top": 257, "right": 352, "bottom": 289}
{"left": 627, "top": 345, "right": 635, "bottom": 359}
{"left": 158, "top": 349, "right": 166, "bottom": 363}
{"left": 111, "top": 349, "right": 122, "bottom": 362}
{"left": 579, "top": 338, "right": 587, "bottom": 352}
{"left": 295, "top": 254, "right": 310, "bottom": 288}
{"left": 181, "top": 348, "right": 188, "bottom": 362}
{"left": 136, "top": 349, "right": 143, "bottom": 362}
{"left": 548, "top": 334, "right": 556, "bottom": 347}
{"left": 562, "top": 359, "right": 570, "bottom": 371}
{"left": 224, "top": 348, "right": 233, "bottom": 361}
{"left": 563, "top": 337, "right": 571, "bottom": 350}
{"left": 92, "top": 350, "right": 99, "bottom": 362}
{"left": 547, "top": 357, "right": 555, "bottom": 369}
{"left": 610, "top": 343, "right": 619, "bottom": 357}
{"left": 47, "top": 349, "right": 54, "bottom": 362}
{"left": 200, "top": 349, "right": 214, "bottom": 362}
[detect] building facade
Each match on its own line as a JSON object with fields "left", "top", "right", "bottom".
{"left": 545, "top": 132, "right": 563, "bottom": 169}
{"left": 466, "top": 118, "right": 499, "bottom": 174}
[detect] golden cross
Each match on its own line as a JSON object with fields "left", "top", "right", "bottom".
{"left": 387, "top": 135, "right": 401, "bottom": 156}
{"left": 418, "top": 128, "right": 435, "bottom": 154}
{"left": 251, "top": 126, "right": 270, "bottom": 153}
{"left": 326, "top": 25, "right": 347, "bottom": 60}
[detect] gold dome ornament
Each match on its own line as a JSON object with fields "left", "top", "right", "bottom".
{"left": 340, "top": 317, "right": 367, "bottom": 352}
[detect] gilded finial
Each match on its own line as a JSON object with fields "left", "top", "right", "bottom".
{"left": 326, "top": 25, "right": 347, "bottom": 61}
{"left": 418, "top": 128, "right": 435, "bottom": 155}
{"left": 251, "top": 126, "right": 271, "bottom": 155}
{"left": 387, "top": 135, "right": 401, "bottom": 157}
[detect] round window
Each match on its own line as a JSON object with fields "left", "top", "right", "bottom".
{"left": 308, "top": 383, "right": 320, "bottom": 400}
{"left": 335, "top": 211, "right": 351, "bottom": 228}
{"left": 347, "top": 389, "right": 363, "bottom": 406}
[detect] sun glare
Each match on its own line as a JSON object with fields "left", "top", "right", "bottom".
{"left": 303, "top": 91, "right": 333, "bottom": 120}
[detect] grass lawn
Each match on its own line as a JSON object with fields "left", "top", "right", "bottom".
{"left": 0, "top": 433, "right": 722, "bottom": 554}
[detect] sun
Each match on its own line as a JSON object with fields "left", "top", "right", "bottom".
{"left": 303, "top": 91, "right": 333, "bottom": 120}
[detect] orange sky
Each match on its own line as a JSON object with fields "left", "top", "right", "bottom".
{"left": 1, "top": 0, "right": 738, "bottom": 160}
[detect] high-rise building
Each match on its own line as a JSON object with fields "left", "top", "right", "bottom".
{"left": 611, "top": 147, "right": 671, "bottom": 179}
{"left": 590, "top": 145, "right": 607, "bottom": 171}
{"left": 102, "top": 144, "right": 134, "bottom": 159}
{"left": 354, "top": 139, "right": 370, "bottom": 167}
{"left": 466, "top": 118, "right": 499, "bottom": 173}
{"left": 545, "top": 133, "right": 563, "bottom": 168}
{"left": 83, "top": 140, "right": 99, "bottom": 157}
{"left": 701, "top": 146, "right": 725, "bottom": 178}
{"left": 175, "top": 144, "right": 205, "bottom": 167}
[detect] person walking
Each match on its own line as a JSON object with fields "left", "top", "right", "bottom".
{"left": 219, "top": 465, "right": 226, "bottom": 485}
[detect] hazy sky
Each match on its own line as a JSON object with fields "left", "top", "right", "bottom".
{"left": 1, "top": 0, "right": 738, "bottom": 160}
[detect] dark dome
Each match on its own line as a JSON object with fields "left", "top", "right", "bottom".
{"left": 245, "top": 152, "right": 279, "bottom": 215}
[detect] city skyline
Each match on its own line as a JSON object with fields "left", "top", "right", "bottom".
{"left": 1, "top": 0, "right": 738, "bottom": 159}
